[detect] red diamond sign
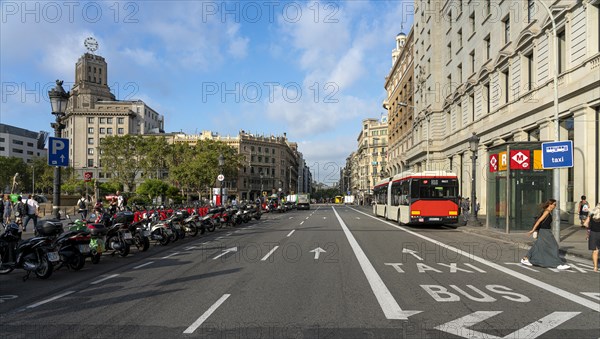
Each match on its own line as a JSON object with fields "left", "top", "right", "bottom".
{"left": 489, "top": 154, "right": 498, "bottom": 172}
{"left": 510, "top": 150, "right": 530, "bottom": 170}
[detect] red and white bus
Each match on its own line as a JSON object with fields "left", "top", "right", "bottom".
{"left": 373, "top": 171, "right": 460, "bottom": 225}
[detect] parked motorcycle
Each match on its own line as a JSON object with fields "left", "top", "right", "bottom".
{"left": 0, "top": 222, "right": 59, "bottom": 280}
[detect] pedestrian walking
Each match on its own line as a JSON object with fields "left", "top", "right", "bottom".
{"left": 578, "top": 195, "right": 590, "bottom": 227}
{"left": 14, "top": 196, "right": 26, "bottom": 229}
{"left": 583, "top": 203, "right": 600, "bottom": 272}
{"left": 460, "top": 197, "right": 470, "bottom": 225}
{"left": 3, "top": 195, "right": 13, "bottom": 223}
{"left": 521, "top": 199, "right": 570, "bottom": 270}
{"left": 22, "top": 195, "right": 39, "bottom": 232}
{"left": 77, "top": 194, "right": 88, "bottom": 220}
{"left": 116, "top": 191, "right": 124, "bottom": 211}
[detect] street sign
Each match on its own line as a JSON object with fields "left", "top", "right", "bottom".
{"left": 509, "top": 150, "right": 530, "bottom": 170}
{"left": 489, "top": 154, "right": 498, "bottom": 172}
{"left": 84, "top": 172, "right": 93, "bottom": 182}
{"left": 541, "top": 140, "right": 573, "bottom": 169}
{"left": 217, "top": 174, "right": 225, "bottom": 182}
{"left": 47, "top": 137, "right": 69, "bottom": 167}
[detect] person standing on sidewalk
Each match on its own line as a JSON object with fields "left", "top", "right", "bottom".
{"left": 3, "top": 195, "right": 13, "bottom": 223}
{"left": 460, "top": 197, "right": 470, "bottom": 225}
{"left": 22, "top": 195, "right": 39, "bottom": 232}
{"left": 578, "top": 195, "right": 590, "bottom": 227}
{"left": 521, "top": 199, "right": 570, "bottom": 270}
{"left": 77, "top": 194, "right": 88, "bottom": 220}
{"left": 583, "top": 203, "right": 600, "bottom": 272}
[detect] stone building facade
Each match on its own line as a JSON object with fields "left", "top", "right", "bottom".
{"left": 382, "top": 0, "right": 599, "bottom": 217}
{"left": 62, "top": 53, "right": 164, "bottom": 180}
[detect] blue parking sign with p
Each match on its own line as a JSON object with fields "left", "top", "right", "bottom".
{"left": 48, "top": 137, "right": 69, "bottom": 167}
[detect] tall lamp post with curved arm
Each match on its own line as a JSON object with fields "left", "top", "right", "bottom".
{"left": 48, "top": 80, "right": 69, "bottom": 219}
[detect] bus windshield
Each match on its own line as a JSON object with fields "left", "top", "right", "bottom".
{"left": 411, "top": 178, "right": 458, "bottom": 199}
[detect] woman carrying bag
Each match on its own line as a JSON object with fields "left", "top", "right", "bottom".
{"left": 583, "top": 203, "right": 600, "bottom": 272}
{"left": 521, "top": 199, "right": 570, "bottom": 270}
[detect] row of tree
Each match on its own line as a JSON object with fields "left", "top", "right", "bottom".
{"left": 1, "top": 136, "right": 245, "bottom": 203}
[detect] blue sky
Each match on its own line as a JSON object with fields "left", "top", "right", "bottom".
{"left": 0, "top": 0, "right": 414, "bottom": 184}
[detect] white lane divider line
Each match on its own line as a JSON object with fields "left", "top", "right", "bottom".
{"left": 133, "top": 261, "right": 154, "bottom": 270}
{"left": 332, "top": 207, "right": 420, "bottom": 320}
{"left": 261, "top": 246, "right": 280, "bottom": 261}
{"left": 26, "top": 290, "right": 76, "bottom": 309}
{"left": 305, "top": 217, "right": 310, "bottom": 220}
{"left": 161, "top": 252, "right": 180, "bottom": 259}
{"left": 183, "top": 294, "right": 231, "bottom": 334}
{"left": 286, "top": 230, "right": 295, "bottom": 237}
{"left": 300, "top": 221, "right": 304, "bottom": 225}
{"left": 90, "top": 274, "right": 119, "bottom": 285}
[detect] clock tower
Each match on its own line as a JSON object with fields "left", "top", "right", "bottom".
{"left": 68, "top": 53, "right": 115, "bottom": 110}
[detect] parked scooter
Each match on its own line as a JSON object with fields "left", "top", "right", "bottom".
{"left": 0, "top": 222, "right": 59, "bottom": 280}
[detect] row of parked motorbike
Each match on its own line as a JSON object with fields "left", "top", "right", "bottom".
{"left": 0, "top": 203, "right": 263, "bottom": 281}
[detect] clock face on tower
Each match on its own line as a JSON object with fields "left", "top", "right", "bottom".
{"left": 84, "top": 37, "right": 98, "bottom": 53}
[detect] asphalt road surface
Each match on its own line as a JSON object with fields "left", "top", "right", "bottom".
{"left": 1, "top": 205, "right": 599, "bottom": 338}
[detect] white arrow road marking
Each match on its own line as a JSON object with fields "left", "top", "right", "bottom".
{"left": 90, "top": 274, "right": 119, "bottom": 285}
{"left": 183, "top": 294, "right": 231, "bottom": 334}
{"left": 310, "top": 247, "right": 326, "bottom": 260}
{"left": 402, "top": 248, "right": 423, "bottom": 261}
{"left": 351, "top": 207, "right": 600, "bottom": 313}
{"left": 26, "top": 291, "right": 76, "bottom": 309}
{"left": 286, "top": 230, "right": 295, "bottom": 237}
{"left": 213, "top": 247, "right": 237, "bottom": 259}
{"left": 261, "top": 246, "right": 279, "bottom": 261}
{"left": 581, "top": 292, "right": 600, "bottom": 301}
{"left": 289, "top": 217, "right": 294, "bottom": 219}
{"left": 434, "top": 311, "right": 580, "bottom": 339}
{"left": 356, "top": 217, "right": 361, "bottom": 219}
{"left": 133, "top": 261, "right": 154, "bottom": 269}
{"left": 332, "top": 207, "right": 421, "bottom": 320}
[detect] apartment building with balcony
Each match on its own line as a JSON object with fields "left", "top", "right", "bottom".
{"left": 351, "top": 118, "right": 388, "bottom": 203}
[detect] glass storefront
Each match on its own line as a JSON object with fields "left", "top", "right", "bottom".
{"left": 486, "top": 142, "right": 553, "bottom": 232}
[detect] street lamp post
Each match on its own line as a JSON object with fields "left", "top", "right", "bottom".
{"left": 218, "top": 153, "right": 224, "bottom": 206}
{"left": 48, "top": 80, "right": 69, "bottom": 219}
{"left": 467, "top": 132, "right": 481, "bottom": 226}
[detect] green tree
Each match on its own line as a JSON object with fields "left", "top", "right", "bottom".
{"left": 98, "top": 135, "right": 146, "bottom": 192}
{"left": 136, "top": 179, "right": 169, "bottom": 201}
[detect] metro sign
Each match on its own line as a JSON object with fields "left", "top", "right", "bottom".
{"left": 510, "top": 150, "right": 530, "bottom": 170}
{"left": 489, "top": 154, "right": 498, "bottom": 172}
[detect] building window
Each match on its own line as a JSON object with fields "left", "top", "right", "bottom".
{"left": 484, "top": 83, "right": 490, "bottom": 114}
{"left": 88, "top": 127, "right": 94, "bottom": 134}
{"left": 87, "top": 159, "right": 94, "bottom": 167}
{"left": 484, "top": 0, "right": 490, "bottom": 17}
{"left": 27, "top": 142, "right": 34, "bottom": 147}
{"left": 525, "top": 53, "right": 534, "bottom": 91}
{"left": 118, "top": 118, "right": 124, "bottom": 124}
{"left": 470, "top": 50, "right": 475, "bottom": 74}
{"left": 457, "top": 63, "right": 462, "bottom": 84}
{"left": 12, "top": 140, "right": 23, "bottom": 145}
{"left": 99, "top": 117, "right": 106, "bottom": 124}
{"left": 27, "top": 151, "right": 33, "bottom": 155}
{"left": 528, "top": 0, "right": 535, "bottom": 23}
{"left": 503, "top": 16, "right": 510, "bottom": 44}
{"left": 118, "top": 128, "right": 124, "bottom": 135}
{"left": 447, "top": 42, "right": 452, "bottom": 59}
{"left": 88, "top": 117, "right": 94, "bottom": 123}
{"left": 88, "top": 138, "right": 94, "bottom": 145}
{"left": 484, "top": 35, "right": 490, "bottom": 60}
{"left": 0, "top": 147, "right": 4, "bottom": 151}
{"left": 469, "top": 93, "right": 475, "bottom": 123}
{"left": 107, "top": 118, "right": 113, "bottom": 124}
{"left": 502, "top": 69, "right": 510, "bottom": 103}
{"left": 0, "top": 137, "right": 4, "bottom": 142}
{"left": 87, "top": 148, "right": 94, "bottom": 155}
{"left": 107, "top": 128, "right": 113, "bottom": 135}
{"left": 99, "top": 128, "right": 106, "bottom": 134}
{"left": 558, "top": 30, "right": 566, "bottom": 73}
{"left": 469, "top": 12, "right": 475, "bottom": 34}
{"left": 13, "top": 148, "right": 23, "bottom": 153}
{"left": 457, "top": 29, "right": 462, "bottom": 49}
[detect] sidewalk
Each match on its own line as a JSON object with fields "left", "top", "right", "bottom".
{"left": 460, "top": 219, "right": 591, "bottom": 260}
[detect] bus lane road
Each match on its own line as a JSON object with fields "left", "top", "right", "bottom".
{"left": 337, "top": 206, "right": 600, "bottom": 338}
